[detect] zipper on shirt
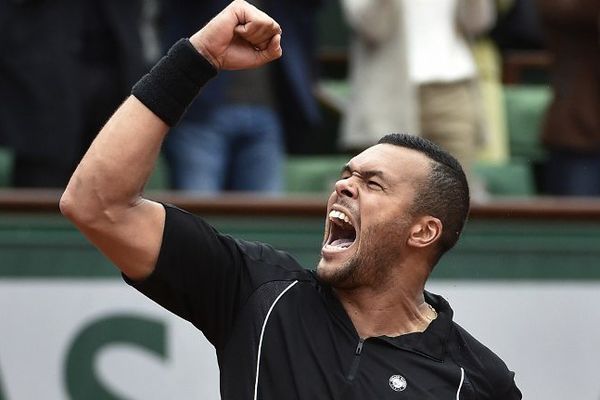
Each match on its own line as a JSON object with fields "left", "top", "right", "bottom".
{"left": 347, "top": 338, "right": 365, "bottom": 381}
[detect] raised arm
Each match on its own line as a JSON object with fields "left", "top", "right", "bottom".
{"left": 60, "top": 0, "right": 282, "bottom": 281}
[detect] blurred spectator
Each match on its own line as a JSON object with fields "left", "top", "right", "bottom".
{"left": 0, "top": 0, "right": 146, "bottom": 188}
{"left": 340, "top": 0, "right": 494, "bottom": 190}
{"left": 491, "top": 0, "right": 544, "bottom": 51}
{"left": 160, "top": 0, "right": 322, "bottom": 193}
{"left": 536, "top": 0, "right": 600, "bottom": 196}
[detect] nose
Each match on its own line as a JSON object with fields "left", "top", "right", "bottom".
{"left": 335, "top": 176, "right": 358, "bottom": 199}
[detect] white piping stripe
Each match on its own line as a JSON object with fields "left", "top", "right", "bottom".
{"left": 456, "top": 367, "right": 465, "bottom": 399}
{"left": 253, "top": 280, "right": 299, "bottom": 400}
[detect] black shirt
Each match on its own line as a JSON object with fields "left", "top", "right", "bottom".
{"left": 126, "top": 204, "right": 521, "bottom": 399}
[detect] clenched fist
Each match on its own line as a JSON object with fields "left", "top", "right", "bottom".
{"left": 190, "top": 0, "right": 283, "bottom": 70}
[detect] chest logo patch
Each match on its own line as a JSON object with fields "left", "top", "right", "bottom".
{"left": 388, "top": 375, "right": 407, "bottom": 392}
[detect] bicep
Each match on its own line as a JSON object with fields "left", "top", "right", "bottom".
{"left": 78, "top": 198, "right": 165, "bottom": 281}
{"left": 125, "top": 205, "right": 248, "bottom": 348}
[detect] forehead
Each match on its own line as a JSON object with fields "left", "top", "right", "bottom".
{"left": 347, "top": 144, "right": 431, "bottom": 183}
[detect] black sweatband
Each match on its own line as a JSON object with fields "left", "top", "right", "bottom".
{"left": 132, "top": 38, "right": 218, "bottom": 127}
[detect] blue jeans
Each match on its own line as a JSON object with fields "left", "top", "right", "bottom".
{"left": 164, "top": 105, "right": 284, "bottom": 193}
{"left": 543, "top": 150, "right": 600, "bottom": 196}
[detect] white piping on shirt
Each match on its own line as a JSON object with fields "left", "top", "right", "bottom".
{"left": 456, "top": 367, "right": 465, "bottom": 399}
{"left": 253, "top": 280, "right": 299, "bottom": 400}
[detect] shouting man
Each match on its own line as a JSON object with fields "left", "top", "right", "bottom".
{"left": 61, "top": 1, "right": 521, "bottom": 398}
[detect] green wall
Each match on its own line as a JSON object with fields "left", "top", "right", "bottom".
{"left": 1, "top": 212, "right": 600, "bottom": 280}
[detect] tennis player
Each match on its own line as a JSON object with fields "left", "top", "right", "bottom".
{"left": 61, "top": 1, "right": 521, "bottom": 398}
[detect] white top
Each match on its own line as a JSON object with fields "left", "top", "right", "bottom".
{"left": 402, "top": 0, "right": 476, "bottom": 83}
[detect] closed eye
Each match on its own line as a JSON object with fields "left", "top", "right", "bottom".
{"left": 367, "top": 180, "right": 383, "bottom": 190}
{"left": 339, "top": 165, "right": 387, "bottom": 190}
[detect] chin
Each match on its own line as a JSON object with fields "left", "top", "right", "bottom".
{"left": 315, "top": 256, "right": 360, "bottom": 288}
{"left": 315, "top": 258, "right": 335, "bottom": 282}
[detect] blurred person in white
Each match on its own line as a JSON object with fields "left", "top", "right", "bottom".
{"left": 340, "top": 0, "right": 495, "bottom": 192}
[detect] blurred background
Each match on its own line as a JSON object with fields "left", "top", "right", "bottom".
{"left": 0, "top": 0, "right": 599, "bottom": 399}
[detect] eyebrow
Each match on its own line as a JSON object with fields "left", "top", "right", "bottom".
{"left": 341, "top": 164, "right": 387, "bottom": 181}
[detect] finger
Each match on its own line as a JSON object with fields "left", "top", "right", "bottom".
{"left": 232, "top": 2, "right": 281, "bottom": 44}
{"left": 190, "top": 0, "right": 252, "bottom": 69}
{"left": 259, "top": 33, "right": 282, "bottom": 62}
{"left": 253, "top": 38, "right": 272, "bottom": 52}
{"left": 234, "top": 20, "right": 281, "bottom": 46}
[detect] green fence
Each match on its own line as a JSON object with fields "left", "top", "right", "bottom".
{"left": 2, "top": 207, "right": 600, "bottom": 280}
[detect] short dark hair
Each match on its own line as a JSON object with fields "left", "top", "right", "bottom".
{"left": 377, "top": 133, "right": 470, "bottom": 260}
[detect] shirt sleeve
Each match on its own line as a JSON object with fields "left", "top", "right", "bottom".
{"left": 123, "top": 204, "right": 265, "bottom": 349}
{"left": 497, "top": 371, "right": 522, "bottom": 400}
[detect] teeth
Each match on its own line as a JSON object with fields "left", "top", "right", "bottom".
{"left": 328, "top": 210, "right": 353, "bottom": 226}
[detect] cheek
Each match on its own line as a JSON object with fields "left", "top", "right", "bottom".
{"left": 361, "top": 215, "right": 411, "bottom": 246}
{"left": 359, "top": 202, "right": 394, "bottom": 230}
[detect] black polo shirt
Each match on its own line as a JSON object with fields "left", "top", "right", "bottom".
{"left": 126, "top": 204, "right": 521, "bottom": 399}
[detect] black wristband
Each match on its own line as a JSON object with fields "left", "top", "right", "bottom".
{"left": 131, "top": 38, "right": 218, "bottom": 127}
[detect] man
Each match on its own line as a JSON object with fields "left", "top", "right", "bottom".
{"left": 60, "top": 1, "right": 521, "bottom": 398}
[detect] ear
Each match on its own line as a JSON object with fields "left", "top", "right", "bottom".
{"left": 407, "top": 216, "right": 442, "bottom": 249}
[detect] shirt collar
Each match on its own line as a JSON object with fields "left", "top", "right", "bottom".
{"left": 319, "top": 282, "right": 454, "bottom": 362}
{"left": 378, "top": 291, "right": 454, "bottom": 362}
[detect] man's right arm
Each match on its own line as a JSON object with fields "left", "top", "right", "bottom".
{"left": 60, "top": 0, "right": 282, "bottom": 281}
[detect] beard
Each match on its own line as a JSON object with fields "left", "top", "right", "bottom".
{"left": 316, "top": 217, "right": 410, "bottom": 289}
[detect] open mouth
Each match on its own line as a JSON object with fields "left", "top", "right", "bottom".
{"left": 324, "top": 210, "right": 357, "bottom": 250}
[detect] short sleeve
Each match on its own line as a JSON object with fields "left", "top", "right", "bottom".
{"left": 124, "top": 204, "right": 259, "bottom": 349}
{"left": 499, "top": 372, "right": 522, "bottom": 400}
{"left": 450, "top": 323, "right": 522, "bottom": 399}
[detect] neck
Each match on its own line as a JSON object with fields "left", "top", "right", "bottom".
{"left": 334, "top": 269, "right": 435, "bottom": 339}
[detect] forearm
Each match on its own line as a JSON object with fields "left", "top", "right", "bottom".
{"left": 61, "top": 37, "right": 217, "bottom": 224}
{"left": 61, "top": 96, "right": 168, "bottom": 224}
{"left": 59, "top": 95, "right": 172, "bottom": 279}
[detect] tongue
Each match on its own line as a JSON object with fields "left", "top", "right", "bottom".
{"left": 331, "top": 238, "right": 354, "bottom": 248}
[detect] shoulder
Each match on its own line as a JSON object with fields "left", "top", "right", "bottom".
{"left": 234, "top": 238, "right": 311, "bottom": 277}
{"left": 236, "top": 238, "right": 303, "bottom": 267}
{"left": 449, "top": 323, "right": 521, "bottom": 398}
{"left": 163, "top": 203, "right": 311, "bottom": 280}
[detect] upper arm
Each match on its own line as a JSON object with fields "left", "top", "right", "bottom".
{"left": 75, "top": 198, "right": 166, "bottom": 281}
{"left": 117, "top": 204, "right": 304, "bottom": 348}
{"left": 124, "top": 204, "right": 250, "bottom": 348}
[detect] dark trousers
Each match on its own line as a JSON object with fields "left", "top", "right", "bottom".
{"left": 543, "top": 150, "right": 600, "bottom": 196}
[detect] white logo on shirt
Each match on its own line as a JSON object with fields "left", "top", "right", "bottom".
{"left": 388, "top": 375, "right": 407, "bottom": 392}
